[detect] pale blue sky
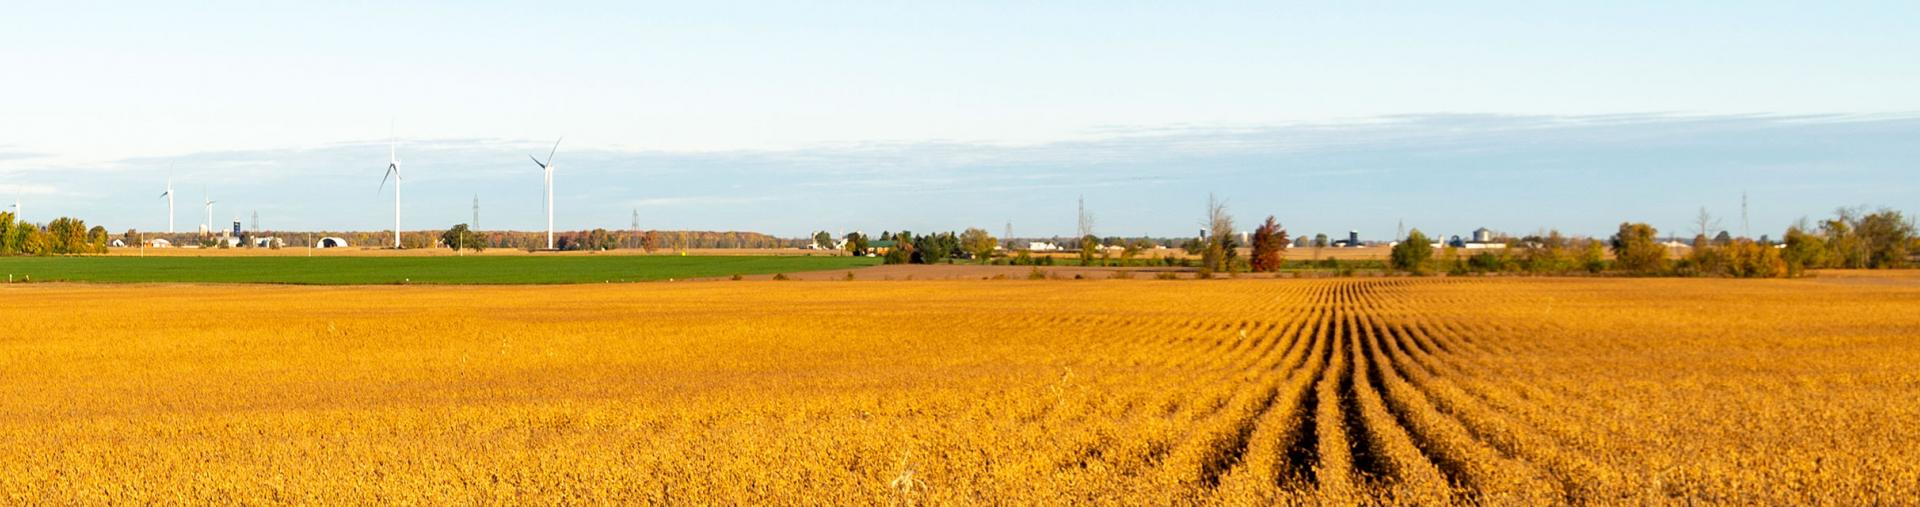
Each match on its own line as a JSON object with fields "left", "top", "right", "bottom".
{"left": 1, "top": 2, "right": 1915, "bottom": 238}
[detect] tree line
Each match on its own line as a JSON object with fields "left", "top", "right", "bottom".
{"left": 0, "top": 213, "right": 111, "bottom": 256}
{"left": 1386, "top": 207, "right": 1915, "bottom": 278}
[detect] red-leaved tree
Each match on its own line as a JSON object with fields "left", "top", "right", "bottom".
{"left": 1251, "top": 215, "right": 1289, "bottom": 272}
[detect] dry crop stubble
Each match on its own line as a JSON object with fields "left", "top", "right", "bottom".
{"left": 2, "top": 275, "right": 1918, "bottom": 504}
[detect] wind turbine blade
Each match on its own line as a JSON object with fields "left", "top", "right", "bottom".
{"left": 546, "top": 138, "right": 562, "bottom": 165}
{"left": 378, "top": 167, "right": 395, "bottom": 194}
{"left": 530, "top": 155, "right": 546, "bottom": 169}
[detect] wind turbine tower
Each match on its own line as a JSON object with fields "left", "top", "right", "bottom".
{"left": 160, "top": 179, "right": 175, "bottom": 233}
{"left": 378, "top": 138, "right": 403, "bottom": 248}
{"left": 202, "top": 193, "right": 217, "bottom": 234}
{"left": 529, "top": 138, "right": 562, "bottom": 250}
{"left": 473, "top": 195, "right": 480, "bottom": 230}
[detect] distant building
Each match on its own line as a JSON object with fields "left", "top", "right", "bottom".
{"left": 1028, "top": 241, "right": 1062, "bottom": 252}
{"left": 1348, "top": 230, "right": 1359, "bottom": 246}
{"left": 252, "top": 237, "right": 284, "bottom": 248}
{"left": 109, "top": 239, "right": 127, "bottom": 248}
{"left": 148, "top": 238, "right": 172, "bottom": 248}
{"left": 316, "top": 237, "right": 350, "bottom": 249}
{"left": 1473, "top": 227, "right": 1494, "bottom": 243}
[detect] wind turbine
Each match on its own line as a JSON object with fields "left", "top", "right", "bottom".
{"left": 202, "top": 193, "right": 217, "bottom": 234}
{"left": 530, "top": 138, "right": 561, "bottom": 250}
{"left": 378, "top": 137, "right": 403, "bottom": 248}
{"left": 6, "top": 198, "right": 17, "bottom": 222}
{"left": 159, "top": 178, "right": 175, "bottom": 233}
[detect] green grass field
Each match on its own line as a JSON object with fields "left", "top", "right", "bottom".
{"left": 0, "top": 255, "right": 880, "bottom": 285}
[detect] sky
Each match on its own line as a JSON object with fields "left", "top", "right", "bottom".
{"left": 1, "top": 1, "right": 1915, "bottom": 239}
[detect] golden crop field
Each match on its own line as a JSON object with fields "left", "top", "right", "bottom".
{"left": 3, "top": 276, "right": 1918, "bottom": 504}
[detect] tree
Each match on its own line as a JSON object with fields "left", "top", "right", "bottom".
{"left": 22, "top": 226, "right": 51, "bottom": 256}
{"left": 1201, "top": 194, "right": 1237, "bottom": 273}
{"left": 813, "top": 231, "right": 835, "bottom": 250}
{"left": 87, "top": 226, "right": 110, "bottom": 253}
{"left": 1781, "top": 222, "right": 1826, "bottom": 276}
{"left": 1078, "top": 234, "right": 1100, "bottom": 266}
{"left": 1123, "top": 238, "right": 1152, "bottom": 263}
{"left": 959, "top": 228, "right": 997, "bottom": 261}
{"left": 0, "top": 211, "right": 15, "bottom": 254}
{"left": 1693, "top": 207, "right": 1722, "bottom": 242}
{"left": 584, "top": 228, "right": 617, "bottom": 251}
{"left": 1250, "top": 216, "right": 1288, "bottom": 272}
{"left": 441, "top": 224, "right": 486, "bottom": 252}
{"left": 1390, "top": 229, "right": 1434, "bottom": 274}
{"left": 46, "top": 217, "right": 92, "bottom": 254}
{"left": 1723, "top": 239, "right": 1786, "bottom": 278}
{"left": 844, "top": 232, "right": 869, "bottom": 256}
{"left": 641, "top": 230, "right": 661, "bottom": 253}
{"left": 1181, "top": 237, "right": 1205, "bottom": 257}
{"left": 883, "top": 231, "right": 915, "bottom": 265}
{"left": 1856, "top": 209, "right": 1916, "bottom": 269}
{"left": 1579, "top": 240, "right": 1607, "bottom": 273}
{"left": 1519, "top": 230, "right": 1573, "bottom": 274}
{"left": 1610, "top": 222, "right": 1667, "bottom": 274}
{"left": 913, "top": 231, "right": 958, "bottom": 264}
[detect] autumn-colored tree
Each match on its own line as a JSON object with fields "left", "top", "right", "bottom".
{"left": 1250, "top": 215, "right": 1288, "bottom": 272}
{"left": 46, "top": 217, "right": 91, "bottom": 254}
{"left": 1078, "top": 234, "right": 1100, "bottom": 266}
{"left": 959, "top": 228, "right": 997, "bottom": 261}
{"left": 86, "top": 226, "right": 110, "bottom": 253}
{"left": 641, "top": 230, "right": 662, "bottom": 253}
{"left": 1723, "top": 239, "right": 1787, "bottom": 278}
{"left": 1610, "top": 222, "right": 1667, "bottom": 274}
